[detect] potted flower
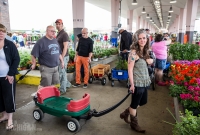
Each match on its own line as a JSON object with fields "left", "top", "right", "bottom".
{"left": 92, "top": 53, "right": 99, "bottom": 61}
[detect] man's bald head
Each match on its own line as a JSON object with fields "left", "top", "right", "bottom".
{"left": 81, "top": 28, "right": 89, "bottom": 38}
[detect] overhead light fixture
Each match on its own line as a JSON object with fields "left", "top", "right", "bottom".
{"left": 132, "top": 0, "right": 138, "bottom": 5}
{"left": 142, "top": 7, "right": 146, "bottom": 13}
{"left": 169, "top": 6, "right": 173, "bottom": 12}
{"left": 146, "top": 14, "right": 150, "bottom": 18}
{"left": 170, "top": 0, "right": 177, "bottom": 3}
{"left": 168, "top": 13, "right": 172, "bottom": 17}
{"left": 150, "top": 17, "right": 153, "bottom": 21}
{"left": 3, "top": 1, "right": 7, "bottom": 5}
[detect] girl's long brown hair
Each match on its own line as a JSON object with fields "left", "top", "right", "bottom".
{"left": 130, "top": 29, "right": 150, "bottom": 60}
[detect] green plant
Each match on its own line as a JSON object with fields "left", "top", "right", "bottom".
{"left": 115, "top": 57, "right": 128, "bottom": 70}
{"left": 163, "top": 108, "right": 200, "bottom": 135}
{"left": 69, "top": 49, "right": 75, "bottom": 61}
{"left": 93, "top": 53, "right": 99, "bottom": 59}
{"left": 18, "top": 50, "right": 31, "bottom": 67}
{"left": 169, "top": 84, "right": 187, "bottom": 97}
{"left": 169, "top": 43, "right": 200, "bottom": 61}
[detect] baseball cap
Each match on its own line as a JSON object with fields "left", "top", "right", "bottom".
{"left": 55, "top": 19, "right": 63, "bottom": 24}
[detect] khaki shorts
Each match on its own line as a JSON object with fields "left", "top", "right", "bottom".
{"left": 39, "top": 65, "right": 60, "bottom": 87}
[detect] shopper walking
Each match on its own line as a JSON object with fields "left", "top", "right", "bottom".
{"left": 0, "top": 24, "right": 20, "bottom": 130}
{"left": 31, "top": 25, "right": 64, "bottom": 89}
{"left": 118, "top": 29, "right": 132, "bottom": 61}
{"left": 120, "top": 29, "right": 153, "bottom": 133}
{"left": 151, "top": 34, "right": 171, "bottom": 86}
{"left": 55, "top": 19, "right": 71, "bottom": 94}
{"left": 72, "top": 28, "right": 93, "bottom": 88}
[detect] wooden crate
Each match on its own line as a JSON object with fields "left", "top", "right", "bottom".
{"left": 91, "top": 64, "right": 110, "bottom": 77}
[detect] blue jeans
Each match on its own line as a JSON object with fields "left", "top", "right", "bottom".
{"left": 58, "top": 56, "right": 71, "bottom": 92}
{"left": 155, "top": 59, "right": 166, "bottom": 70}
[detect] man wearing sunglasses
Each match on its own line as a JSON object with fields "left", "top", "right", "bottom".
{"left": 73, "top": 28, "right": 93, "bottom": 89}
{"left": 31, "top": 25, "right": 64, "bottom": 90}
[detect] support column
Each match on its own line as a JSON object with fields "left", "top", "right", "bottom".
{"left": 127, "top": 10, "right": 133, "bottom": 32}
{"left": 72, "top": 0, "right": 85, "bottom": 45}
{"left": 175, "top": 15, "right": 180, "bottom": 42}
{"left": 139, "top": 17, "right": 143, "bottom": 29}
{"left": 178, "top": 7, "right": 187, "bottom": 44}
{"left": 136, "top": 16, "right": 141, "bottom": 30}
{"left": 111, "top": 0, "right": 120, "bottom": 42}
{"left": 0, "top": 1, "right": 11, "bottom": 31}
{"left": 142, "top": 19, "right": 145, "bottom": 29}
{"left": 186, "top": 0, "right": 199, "bottom": 43}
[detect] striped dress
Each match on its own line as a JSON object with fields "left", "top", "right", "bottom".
{"left": 133, "top": 58, "right": 151, "bottom": 87}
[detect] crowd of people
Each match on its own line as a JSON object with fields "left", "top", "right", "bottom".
{"left": 0, "top": 20, "right": 172, "bottom": 133}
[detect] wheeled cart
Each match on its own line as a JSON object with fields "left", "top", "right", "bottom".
{"left": 88, "top": 64, "right": 111, "bottom": 85}
{"left": 110, "top": 68, "right": 129, "bottom": 87}
{"left": 33, "top": 86, "right": 132, "bottom": 133}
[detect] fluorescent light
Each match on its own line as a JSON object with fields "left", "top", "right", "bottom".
{"left": 132, "top": 0, "right": 138, "bottom": 5}
{"left": 170, "top": 0, "right": 177, "bottom": 3}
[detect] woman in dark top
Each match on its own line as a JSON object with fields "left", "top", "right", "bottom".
{"left": 120, "top": 29, "right": 153, "bottom": 133}
{"left": 0, "top": 24, "right": 20, "bottom": 130}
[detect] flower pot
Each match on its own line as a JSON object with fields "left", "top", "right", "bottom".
{"left": 93, "top": 58, "right": 99, "bottom": 61}
{"left": 103, "top": 56, "right": 107, "bottom": 58}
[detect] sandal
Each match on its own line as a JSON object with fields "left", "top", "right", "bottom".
{"left": 6, "top": 124, "right": 14, "bottom": 130}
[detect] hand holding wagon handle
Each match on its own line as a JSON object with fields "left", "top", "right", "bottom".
{"left": 31, "top": 64, "right": 36, "bottom": 70}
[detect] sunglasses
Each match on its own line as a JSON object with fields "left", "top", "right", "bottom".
{"left": 0, "top": 29, "right": 6, "bottom": 33}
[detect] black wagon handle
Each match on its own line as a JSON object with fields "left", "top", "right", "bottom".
{"left": 16, "top": 68, "right": 32, "bottom": 83}
{"left": 91, "top": 90, "right": 132, "bottom": 117}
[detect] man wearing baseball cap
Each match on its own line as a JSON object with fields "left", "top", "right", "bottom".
{"left": 55, "top": 19, "right": 71, "bottom": 94}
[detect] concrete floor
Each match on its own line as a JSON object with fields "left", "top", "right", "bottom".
{"left": 0, "top": 62, "right": 175, "bottom": 135}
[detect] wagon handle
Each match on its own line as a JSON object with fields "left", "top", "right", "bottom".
{"left": 16, "top": 68, "right": 32, "bottom": 83}
{"left": 91, "top": 90, "right": 132, "bottom": 117}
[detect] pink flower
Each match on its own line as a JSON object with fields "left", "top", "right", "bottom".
{"left": 188, "top": 86, "right": 194, "bottom": 91}
{"left": 193, "top": 96, "right": 199, "bottom": 102}
{"left": 180, "top": 93, "right": 192, "bottom": 100}
{"left": 169, "top": 80, "right": 174, "bottom": 85}
{"left": 194, "top": 87, "right": 200, "bottom": 91}
{"left": 184, "top": 82, "right": 189, "bottom": 86}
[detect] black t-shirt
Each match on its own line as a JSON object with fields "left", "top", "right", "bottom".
{"left": 76, "top": 37, "right": 93, "bottom": 57}
{"left": 31, "top": 36, "right": 61, "bottom": 68}
{"left": 56, "top": 29, "right": 70, "bottom": 56}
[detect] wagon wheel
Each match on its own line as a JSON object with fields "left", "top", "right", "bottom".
{"left": 88, "top": 76, "right": 93, "bottom": 84}
{"left": 108, "top": 73, "right": 112, "bottom": 81}
{"left": 111, "top": 81, "right": 114, "bottom": 87}
{"left": 33, "top": 108, "right": 44, "bottom": 121}
{"left": 101, "top": 77, "right": 106, "bottom": 85}
{"left": 66, "top": 118, "right": 80, "bottom": 132}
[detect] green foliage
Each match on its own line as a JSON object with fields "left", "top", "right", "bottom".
{"left": 69, "top": 49, "right": 75, "bottom": 61}
{"left": 169, "top": 43, "right": 200, "bottom": 61}
{"left": 18, "top": 50, "right": 31, "bottom": 67}
{"left": 169, "top": 84, "right": 186, "bottom": 97}
{"left": 115, "top": 57, "right": 128, "bottom": 70}
{"left": 164, "top": 108, "right": 200, "bottom": 135}
{"left": 173, "top": 110, "right": 200, "bottom": 135}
